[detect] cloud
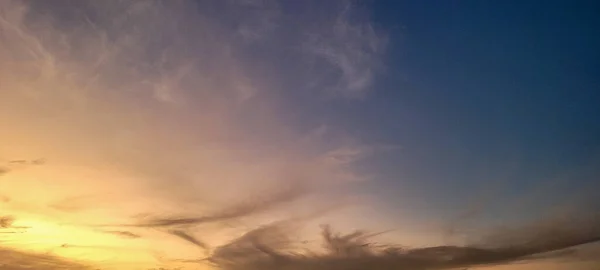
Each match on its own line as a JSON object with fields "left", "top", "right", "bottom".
{"left": 192, "top": 0, "right": 386, "bottom": 99}
{"left": 0, "top": 0, "right": 378, "bottom": 209}
{"left": 0, "top": 159, "right": 45, "bottom": 177}
{"left": 0, "top": 216, "right": 28, "bottom": 232}
{"left": 132, "top": 182, "right": 307, "bottom": 228}
{"left": 168, "top": 229, "right": 209, "bottom": 252}
{"left": 228, "top": 0, "right": 282, "bottom": 44}
{"left": 303, "top": 2, "right": 387, "bottom": 98}
{"left": 202, "top": 211, "right": 600, "bottom": 270}
{"left": 102, "top": 230, "right": 141, "bottom": 239}
{"left": 0, "top": 216, "right": 15, "bottom": 228}
{"left": 0, "top": 246, "right": 92, "bottom": 270}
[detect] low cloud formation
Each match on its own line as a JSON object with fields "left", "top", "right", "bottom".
{"left": 204, "top": 214, "right": 600, "bottom": 270}
{"left": 0, "top": 247, "right": 91, "bottom": 270}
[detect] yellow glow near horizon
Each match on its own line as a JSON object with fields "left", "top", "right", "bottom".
{"left": 0, "top": 163, "right": 211, "bottom": 268}
{"left": 0, "top": 1, "right": 395, "bottom": 267}
{"left": 2, "top": 207, "right": 211, "bottom": 269}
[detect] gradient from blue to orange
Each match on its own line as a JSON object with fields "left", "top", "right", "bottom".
{"left": 0, "top": 0, "right": 599, "bottom": 269}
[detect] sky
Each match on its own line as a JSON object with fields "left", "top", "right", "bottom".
{"left": 0, "top": 0, "right": 599, "bottom": 269}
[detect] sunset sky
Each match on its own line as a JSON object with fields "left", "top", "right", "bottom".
{"left": 1, "top": 1, "right": 599, "bottom": 269}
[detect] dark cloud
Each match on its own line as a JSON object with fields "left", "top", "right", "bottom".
{"left": 102, "top": 230, "right": 141, "bottom": 239}
{"left": 133, "top": 184, "right": 306, "bottom": 228}
{"left": 0, "top": 216, "right": 30, "bottom": 235}
{"left": 209, "top": 220, "right": 294, "bottom": 268}
{"left": 0, "top": 216, "right": 15, "bottom": 228}
{"left": 204, "top": 213, "right": 600, "bottom": 270}
{"left": 4, "top": 159, "right": 45, "bottom": 166}
{"left": 0, "top": 158, "right": 45, "bottom": 177}
{"left": 7, "top": 160, "right": 27, "bottom": 165}
{"left": 168, "top": 229, "right": 209, "bottom": 251}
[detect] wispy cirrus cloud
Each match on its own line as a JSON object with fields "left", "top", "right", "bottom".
{"left": 303, "top": 2, "right": 387, "bottom": 98}
{"left": 0, "top": 1, "right": 386, "bottom": 267}
{"left": 102, "top": 230, "right": 141, "bottom": 239}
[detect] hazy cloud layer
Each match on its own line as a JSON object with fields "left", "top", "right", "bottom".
{"left": 0, "top": 0, "right": 387, "bottom": 267}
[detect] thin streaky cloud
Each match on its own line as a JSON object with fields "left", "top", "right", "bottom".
{"left": 168, "top": 229, "right": 210, "bottom": 251}
{"left": 102, "top": 230, "right": 141, "bottom": 239}
{"left": 0, "top": 247, "right": 92, "bottom": 270}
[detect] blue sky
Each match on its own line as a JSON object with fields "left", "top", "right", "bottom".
{"left": 225, "top": 0, "right": 600, "bottom": 234}
{"left": 329, "top": 0, "right": 600, "bottom": 226}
